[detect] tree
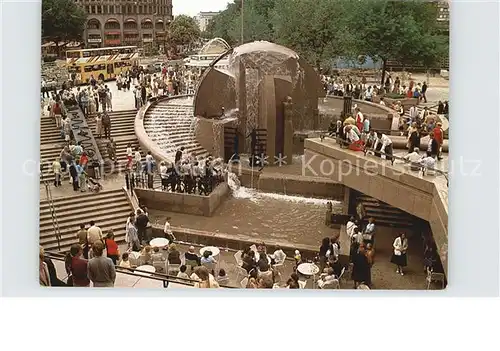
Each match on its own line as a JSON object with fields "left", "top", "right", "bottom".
{"left": 205, "top": 0, "right": 275, "bottom": 45}
{"left": 167, "top": 15, "right": 201, "bottom": 53}
{"left": 346, "top": 0, "right": 448, "bottom": 86}
{"left": 271, "top": 0, "right": 354, "bottom": 70}
{"left": 42, "top": 0, "right": 87, "bottom": 54}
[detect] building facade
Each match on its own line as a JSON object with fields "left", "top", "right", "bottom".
{"left": 77, "top": 0, "right": 173, "bottom": 51}
{"left": 195, "top": 11, "right": 219, "bottom": 32}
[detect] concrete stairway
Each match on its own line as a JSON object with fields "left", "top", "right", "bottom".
{"left": 86, "top": 110, "right": 140, "bottom": 173}
{"left": 356, "top": 194, "right": 417, "bottom": 228}
{"left": 40, "top": 188, "right": 133, "bottom": 252}
{"left": 143, "top": 100, "right": 209, "bottom": 160}
{"left": 40, "top": 115, "right": 67, "bottom": 181}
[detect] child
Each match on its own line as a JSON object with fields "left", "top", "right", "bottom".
{"left": 141, "top": 245, "right": 152, "bottom": 265}
{"left": 294, "top": 250, "right": 302, "bottom": 267}
{"left": 217, "top": 269, "right": 230, "bottom": 286}
{"left": 119, "top": 252, "right": 131, "bottom": 268}
{"left": 177, "top": 265, "right": 190, "bottom": 279}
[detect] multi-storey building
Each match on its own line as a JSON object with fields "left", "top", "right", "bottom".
{"left": 77, "top": 0, "right": 173, "bottom": 50}
{"left": 195, "top": 11, "right": 219, "bottom": 32}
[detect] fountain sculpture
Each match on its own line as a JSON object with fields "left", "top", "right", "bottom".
{"left": 193, "top": 41, "right": 325, "bottom": 164}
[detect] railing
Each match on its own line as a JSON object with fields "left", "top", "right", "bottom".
{"left": 318, "top": 135, "right": 449, "bottom": 187}
{"left": 41, "top": 177, "right": 62, "bottom": 251}
{"left": 124, "top": 163, "right": 225, "bottom": 196}
{"left": 45, "top": 251, "right": 236, "bottom": 288}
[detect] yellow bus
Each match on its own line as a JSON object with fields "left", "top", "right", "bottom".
{"left": 66, "top": 52, "right": 140, "bottom": 84}
{"left": 66, "top": 46, "right": 137, "bottom": 60}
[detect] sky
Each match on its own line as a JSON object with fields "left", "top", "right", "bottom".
{"left": 172, "top": 0, "right": 232, "bottom": 17}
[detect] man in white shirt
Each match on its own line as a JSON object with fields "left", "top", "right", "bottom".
{"left": 164, "top": 216, "right": 176, "bottom": 242}
{"left": 364, "top": 86, "right": 372, "bottom": 101}
{"left": 87, "top": 220, "right": 103, "bottom": 246}
{"left": 404, "top": 148, "right": 422, "bottom": 171}
{"left": 134, "top": 148, "right": 142, "bottom": 164}
{"left": 420, "top": 151, "right": 436, "bottom": 170}
{"left": 373, "top": 132, "right": 394, "bottom": 163}
{"left": 345, "top": 125, "right": 360, "bottom": 143}
{"left": 379, "top": 97, "right": 386, "bottom": 106}
{"left": 409, "top": 105, "right": 418, "bottom": 122}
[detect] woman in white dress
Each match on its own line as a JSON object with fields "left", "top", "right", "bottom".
{"left": 391, "top": 233, "right": 409, "bottom": 275}
{"left": 95, "top": 113, "right": 102, "bottom": 138}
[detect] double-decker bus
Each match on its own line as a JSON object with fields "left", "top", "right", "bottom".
{"left": 65, "top": 46, "right": 139, "bottom": 84}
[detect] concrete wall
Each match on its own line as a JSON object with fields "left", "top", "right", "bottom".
{"left": 318, "top": 96, "right": 394, "bottom": 132}
{"left": 135, "top": 183, "right": 230, "bottom": 217}
{"left": 257, "top": 173, "right": 344, "bottom": 200}
{"left": 194, "top": 117, "right": 232, "bottom": 159}
{"left": 235, "top": 167, "right": 345, "bottom": 200}
{"left": 193, "top": 69, "right": 237, "bottom": 118}
{"left": 303, "top": 139, "right": 448, "bottom": 275}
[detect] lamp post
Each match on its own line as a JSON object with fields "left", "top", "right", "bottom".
{"left": 240, "top": 0, "right": 244, "bottom": 44}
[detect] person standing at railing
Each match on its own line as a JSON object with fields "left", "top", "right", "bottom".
{"left": 373, "top": 132, "right": 394, "bottom": 162}
{"left": 427, "top": 132, "right": 440, "bottom": 160}
{"left": 87, "top": 241, "right": 116, "bottom": 288}
{"left": 355, "top": 107, "right": 364, "bottom": 133}
{"left": 433, "top": 122, "right": 444, "bottom": 161}
{"left": 65, "top": 244, "right": 90, "bottom": 287}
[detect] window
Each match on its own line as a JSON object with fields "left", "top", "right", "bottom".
{"left": 68, "top": 66, "right": 82, "bottom": 74}
{"left": 109, "top": 5, "right": 114, "bottom": 15}
{"left": 84, "top": 64, "right": 106, "bottom": 73}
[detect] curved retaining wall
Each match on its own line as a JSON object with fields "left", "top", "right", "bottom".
{"left": 134, "top": 95, "right": 195, "bottom": 164}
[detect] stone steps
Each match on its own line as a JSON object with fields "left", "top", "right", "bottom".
{"left": 356, "top": 195, "right": 416, "bottom": 228}
{"left": 40, "top": 189, "right": 133, "bottom": 252}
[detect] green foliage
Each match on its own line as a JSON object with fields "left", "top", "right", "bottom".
{"left": 271, "top": 0, "right": 355, "bottom": 69}
{"left": 345, "top": 0, "right": 447, "bottom": 83}
{"left": 206, "top": 0, "right": 448, "bottom": 71}
{"left": 42, "top": 0, "right": 87, "bottom": 43}
{"left": 168, "top": 15, "right": 201, "bottom": 47}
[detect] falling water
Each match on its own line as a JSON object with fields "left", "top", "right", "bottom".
{"left": 227, "top": 171, "right": 340, "bottom": 206}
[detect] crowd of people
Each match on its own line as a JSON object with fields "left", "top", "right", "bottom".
{"left": 321, "top": 71, "right": 435, "bottom": 104}
{"left": 326, "top": 94, "right": 446, "bottom": 171}
{"left": 123, "top": 145, "right": 225, "bottom": 196}
{"left": 112, "top": 64, "right": 202, "bottom": 110}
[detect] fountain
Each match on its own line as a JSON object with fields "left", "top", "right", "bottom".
{"left": 193, "top": 41, "right": 325, "bottom": 164}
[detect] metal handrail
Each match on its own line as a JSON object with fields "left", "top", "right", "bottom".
{"left": 45, "top": 251, "right": 236, "bottom": 288}
{"left": 40, "top": 171, "right": 62, "bottom": 251}
{"left": 126, "top": 163, "right": 225, "bottom": 195}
